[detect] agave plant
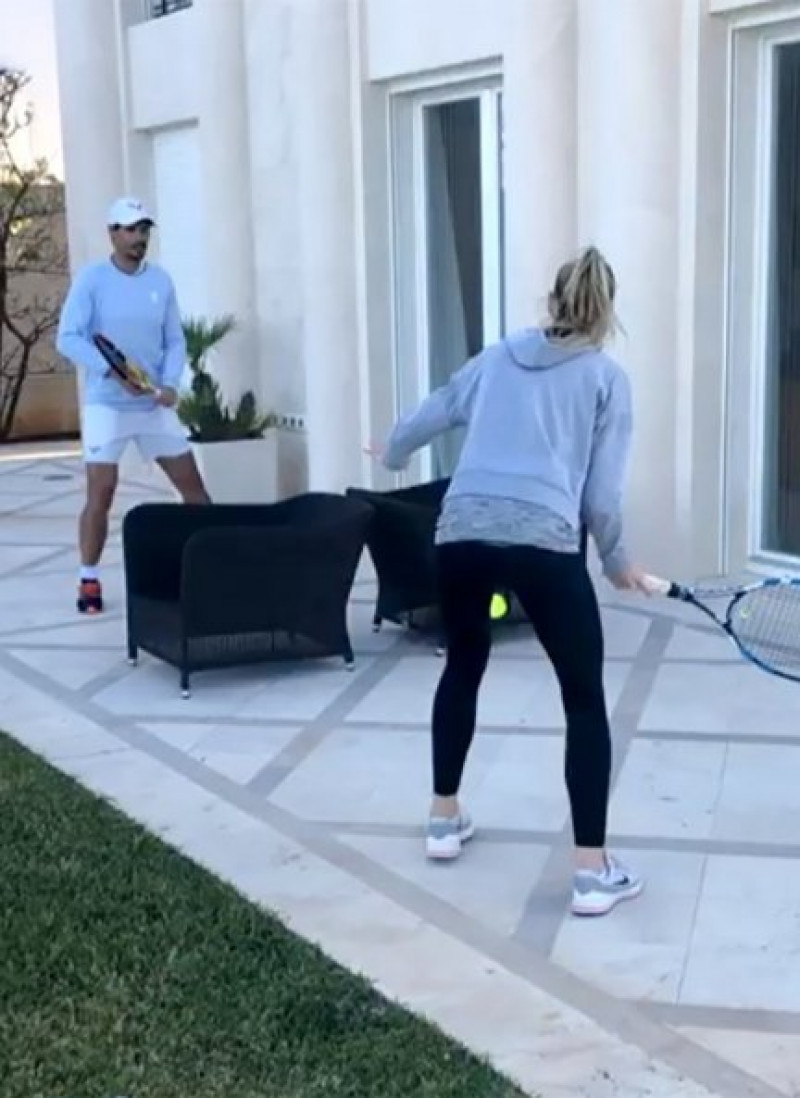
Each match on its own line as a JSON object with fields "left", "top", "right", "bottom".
{"left": 177, "top": 315, "right": 276, "bottom": 442}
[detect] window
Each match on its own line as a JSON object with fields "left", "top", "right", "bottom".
{"left": 725, "top": 20, "right": 800, "bottom": 569}
{"left": 391, "top": 79, "right": 504, "bottom": 480}
{"left": 763, "top": 42, "right": 800, "bottom": 555}
{"left": 150, "top": 0, "right": 193, "bottom": 17}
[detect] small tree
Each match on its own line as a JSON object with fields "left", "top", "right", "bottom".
{"left": 0, "top": 68, "right": 68, "bottom": 441}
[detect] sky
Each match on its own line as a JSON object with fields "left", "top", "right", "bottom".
{"left": 0, "top": 0, "right": 63, "bottom": 177}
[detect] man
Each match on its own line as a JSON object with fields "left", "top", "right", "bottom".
{"left": 57, "top": 196, "right": 210, "bottom": 614}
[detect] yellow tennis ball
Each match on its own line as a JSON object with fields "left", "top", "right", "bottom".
{"left": 490, "top": 593, "right": 508, "bottom": 620}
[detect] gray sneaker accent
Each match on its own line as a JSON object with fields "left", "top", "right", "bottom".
{"left": 428, "top": 816, "right": 469, "bottom": 842}
{"left": 572, "top": 856, "right": 643, "bottom": 916}
{"left": 425, "top": 812, "right": 475, "bottom": 859}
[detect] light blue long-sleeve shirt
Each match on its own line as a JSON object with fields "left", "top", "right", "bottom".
{"left": 56, "top": 260, "right": 187, "bottom": 411}
{"left": 382, "top": 328, "right": 634, "bottom": 576}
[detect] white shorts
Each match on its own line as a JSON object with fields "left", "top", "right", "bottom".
{"left": 82, "top": 404, "right": 191, "bottom": 465}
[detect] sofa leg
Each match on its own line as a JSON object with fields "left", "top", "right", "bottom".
{"left": 343, "top": 639, "right": 356, "bottom": 672}
{"left": 127, "top": 642, "right": 138, "bottom": 667}
{"left": 372, "top": 613, "right": 382, "bottom": 633}
{"left": 180, "top": 669, "right": 191, "bottom": 699}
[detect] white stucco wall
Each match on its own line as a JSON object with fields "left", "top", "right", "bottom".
{"left": 364, "top": 0, "right": 503, "bottom": 80}
{"left": 127, "top": 8, "right": 199, "bottom": 130}
{"left": 576, "top": 0, "right": 684, "bottom": 572}
{"left": 242, "top": 1, "right": 304, "bottom": 414}
{"left": 194, "top": 0, "right": 257, "bottom": 405}
{"left": 677, "top": 3, "right": 730, "bottom": 572}
{"left": 501, "top": 0, "right": 577, "bottom": 331}
{"left": 54, "top": 0, "right": 127, "bottom": 269}
{"left": 151, "top": 125, "right": 207, "bottom": 318}
{"left": 241, "top": 0, "right": 307, "bottom": 494}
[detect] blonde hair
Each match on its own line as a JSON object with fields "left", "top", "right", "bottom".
{"left": 546, "top": 246, "right": 617, "bottom": 347}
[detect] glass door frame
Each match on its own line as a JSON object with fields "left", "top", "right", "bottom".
{"left": 389, "top": 72, "right": 504, "bottom": 483}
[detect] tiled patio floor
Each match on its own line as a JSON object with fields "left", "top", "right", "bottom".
{"left": 1, "top": 443, "right": 798, "bottom": 1098}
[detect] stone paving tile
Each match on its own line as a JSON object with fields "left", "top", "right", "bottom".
{"left": 609, "top": 739, "right": 727, "bottom": 840}
{"left": 345, "top": 653, "right": 632, "bottom": 726}
{"left": 641, "top": 662, "right": 800, "bottom": 738}
{"left": 680, "top": 855, "right": 800, "bottom": 1013}
{"left": 676, "top": 1029, "right": 800, "bottom": 1097}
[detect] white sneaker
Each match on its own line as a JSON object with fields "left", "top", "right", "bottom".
{"left": 425, "top": 812, "right": 475, "bottom": 860}
{"left": 572, "top": 854, "right": 643, "bottom": 916}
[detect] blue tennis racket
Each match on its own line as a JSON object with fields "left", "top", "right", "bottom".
{"left": 647, "top": 574, "right": 800, "bottom": 682}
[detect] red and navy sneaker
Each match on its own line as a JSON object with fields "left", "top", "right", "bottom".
{"left": 77, "top": 578, "right": 104, "bottom": 614}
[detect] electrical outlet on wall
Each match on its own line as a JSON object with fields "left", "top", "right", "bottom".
{"left": 276, "top": 412, "right": 306, "bottom": 432}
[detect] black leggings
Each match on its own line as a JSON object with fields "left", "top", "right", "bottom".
{"left": 432, "top": 541, "right": 611, "bottom": 848}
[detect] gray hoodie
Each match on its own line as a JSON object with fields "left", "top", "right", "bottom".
{"left": 382, "top": 327, "right": 633, "bottom": 576}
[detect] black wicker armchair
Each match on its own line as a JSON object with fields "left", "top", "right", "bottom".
{"left": 347, "top": 479, "right": 450, "bottom": 635}
{"left": 347, "top": 479, "right": 590, "bottom": 647}
{"left": 122, "top": 493, "right": 372, "bottom": 696}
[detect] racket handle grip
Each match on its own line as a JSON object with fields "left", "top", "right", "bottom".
{"left": 643, "top": 574, "right": 678, "bottom": 597}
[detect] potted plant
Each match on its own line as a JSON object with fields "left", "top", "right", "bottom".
{"left": 178, "top": 315, "right": 279, "bottom": 503}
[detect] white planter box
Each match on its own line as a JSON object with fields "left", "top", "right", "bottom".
{"left": 191, "top": 432, "right": 278, "bottom": 504}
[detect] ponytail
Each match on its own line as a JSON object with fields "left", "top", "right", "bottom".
{"left": 547, "top": 246, "right": 617, "bottom": 346}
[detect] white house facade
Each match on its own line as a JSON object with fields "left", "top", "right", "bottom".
{"left": 53, "top": 0, "right": 800, "bottom": 579}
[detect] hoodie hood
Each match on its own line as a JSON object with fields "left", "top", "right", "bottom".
{"left": 504, "top": 327, "right": 592, "bottom": 370}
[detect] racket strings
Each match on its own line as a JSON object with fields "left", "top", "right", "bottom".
{"left": 730, "top": 585, "right": 800, "bottom": 677}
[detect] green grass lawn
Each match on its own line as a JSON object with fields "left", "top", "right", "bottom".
{"left": 0, "top": 733, "right": 528, "bottom": 1098}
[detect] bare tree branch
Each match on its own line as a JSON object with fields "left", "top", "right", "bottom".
{"left": 0, "top": 68, "right": 68, "bottom": 440}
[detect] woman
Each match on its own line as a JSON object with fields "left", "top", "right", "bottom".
{"left": 375, "top": 247, "right": 652, "bottom": 917}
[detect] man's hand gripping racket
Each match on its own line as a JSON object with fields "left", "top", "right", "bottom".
{"left": 643, "top": 573, "right": 800, "bottom": 682}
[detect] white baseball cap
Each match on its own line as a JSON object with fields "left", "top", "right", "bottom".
{"left": 107, "top": 196, "right": 155, "bottom": 228}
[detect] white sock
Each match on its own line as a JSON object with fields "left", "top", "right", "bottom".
{"left": 80, "top": 565, "right": 99, "bottom": 582}
{"left": 576, "top": 859, "right": 609, "bottom": 879}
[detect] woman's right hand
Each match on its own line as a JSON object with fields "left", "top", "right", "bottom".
{"left": 609, "top": 565, "right": 656, "bottom": 595}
